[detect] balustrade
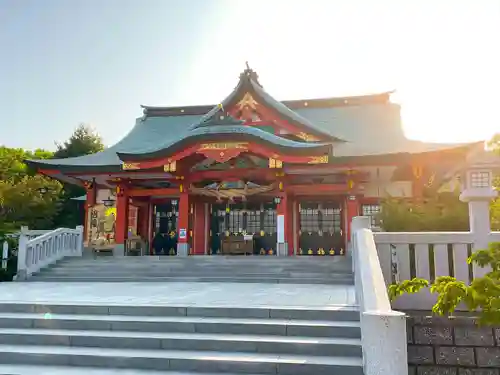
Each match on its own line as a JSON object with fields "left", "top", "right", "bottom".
{"left": 16, "top": 226, "right": 83, "bottom": 280}
{"left": 351, "top": 216, "right": 407, "bottom": 375}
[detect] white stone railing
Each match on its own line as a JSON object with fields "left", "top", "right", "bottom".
{"left": 351, "top": 216, "right": 407, "bottom": 375}
{"left": 373, "top": 231, "right": 492, "bottom": 310}
{"left": 21, "top": 227, "right": 53, "bottom": 241}
{"left": 16, "top": 226, "right": 84, "bottom": 280}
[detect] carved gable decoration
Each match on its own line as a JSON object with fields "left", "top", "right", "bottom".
{"left": 196, "top": 142, "right": 248, "bottom": 163}
{"left": 236, "top": 93, "right": 258, "bottom": 110}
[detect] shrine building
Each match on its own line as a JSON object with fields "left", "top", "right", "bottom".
{"left": 27, "top": 65, "right": 482, "bottom": 257}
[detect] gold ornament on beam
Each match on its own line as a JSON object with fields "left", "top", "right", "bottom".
{"left": 296, "top": 132, "right": 320, "bottom": 142}
{"left": 412, "top": 165, "right": 423, "bottom": 179}
{"left": 346, "top": 169, "right": 357, "bottom": 189}
{"left": 122, "top": 162, "right": 140, "bottom": 170}
{"left": 308, "top": 155, "right": 329, "bottom": 164}
{"left": 269, "top": 158, "right": 283, "bottom": 169}
{"left": 164, "top": 161, "right": 177, "bottom": 172}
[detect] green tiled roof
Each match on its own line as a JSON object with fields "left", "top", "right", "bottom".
{"left": 118, "top": 124, "right": 332, "bottom": 161}
{"left": 27, "top": 92, "right": 475, "bottom": 171}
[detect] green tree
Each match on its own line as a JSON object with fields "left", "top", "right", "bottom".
{"left": 379, "top": 190, "right": 469, "bottom": 232}
{"left": 53, "top": 123, "right": 104, "bottom": 159}
{"left": 389, "top": 242, "right": 500, "bottom": 325}
{"left": 0, "top": 147, "right": 62, "bottom": 232}
{"left": 52, "top": 124, "right": 105, "bottom": 228}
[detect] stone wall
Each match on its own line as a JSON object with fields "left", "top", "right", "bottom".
{"left": 407, "top": 313, "right": 500, "bottom": 375}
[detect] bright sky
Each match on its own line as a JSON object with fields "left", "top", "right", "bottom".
{"left": 0, "top": 0, "right": 499, "bottom": 150}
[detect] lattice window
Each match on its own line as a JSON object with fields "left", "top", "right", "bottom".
{"left": 362, "top": 204, "right": 381, "bottom": 229}
{"left": 322, "top": 203, "right": 342, "bottom": 233}
{"left": 470, "top": 171, "right": 491, "bottom": 188}
{"left": 300, "top": 203, "right": 320, "bottom": 233}
{"left": 245, "top": 208, "right": 261, "bottom": 234}
{"left": 263, "top": 208, "right": 277, "bottom": 234}
{"left": 217, "top": 209, "right": 227, "bottom": 234}
{"left": 228, "top": 209, "right": 244, "bottom": 234}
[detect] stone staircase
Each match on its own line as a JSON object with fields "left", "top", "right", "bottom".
{"left": 28, "top": 256, "right": 355, "bottom": 284}
{"left": 2, "top": 256, "right": 362, "bottom": 374}
{"left": 0, "top": 302, "right": 362, "bottom": 374}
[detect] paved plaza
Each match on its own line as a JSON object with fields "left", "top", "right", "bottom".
{"left": 0, "top": 282, "right": 356, "bottom": 308}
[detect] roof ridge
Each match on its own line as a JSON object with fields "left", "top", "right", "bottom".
{"left": 141, "top": 91, "right": 393, "bottom": 114}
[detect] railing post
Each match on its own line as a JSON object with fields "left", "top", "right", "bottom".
{"left": 352, "top": 217, "right": 408, "bottom": 375}
{"left": 16, "top": 226, "right": 30, "bottom": 280}
{"left": 362, "top": 310, "right": 407, "bottom": 375}
{"left": 75, "top": 225, "right": 84, "bottom": 256}
{"left": 2, "top": 241, "right": 8, "bottom": 270}
{"left": 350, "top": 216, "right": 371, "bottom": 273}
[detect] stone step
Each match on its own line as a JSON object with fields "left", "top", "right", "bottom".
{"left": 0, "top": 313, "right": 360, "bottom": 338}
{"left": 52, "top": 264, "right": 352, "bottom": 272}
{"left": 62, "top": 256, "right": 349, "bottom": 262}
{"left": 0, "top": 364, "right": 249, "bottom": 375}
{"left": 0, "top": 345, "right": 363, "bottom": 374}
{"left": 0, "top": 304, "right": 360, "bottom": 321}
{"left": 47, "top": 263, "right": 352, "bottom": 270}
{"left": 59, "top": 262, "right": 351, "bottom": 270}
{"left": 40, "top": 268, "right": 353, "bottom": 276}
{"left": 0, "top": 328, "right": 362, "bottom": 357}
{"left": 28, "top": 276, "right": 354, "bottom": 284}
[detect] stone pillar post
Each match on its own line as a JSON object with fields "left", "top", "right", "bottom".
{"left": 15, "top": 226, "right": 30, "bottom": 280}
{"left": 459, "top": 159, "right": 498, "bottom": 277}
{"left": 177, "top": 192, "right": 190, "bottom": 257}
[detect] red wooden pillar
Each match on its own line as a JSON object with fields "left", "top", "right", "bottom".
{"left": 192, "top": 201, "right": 207, "bottom": 255}
{"left": 115, "top": 186, "right": 129, "bottom": 256}
{"left": 83, "top": 181, "right": 97, "bottom": 244}
{"left": 286, "top": 196, "right": 294, "bottom": 256}
{"left": 177, "top": 192, "right": 190, "bottom": 256}
{"left": 345, "top": 194, "right": 360, "bottom": 244}
{"left": 276, "top": 193, "right": 288, "bottom": 256}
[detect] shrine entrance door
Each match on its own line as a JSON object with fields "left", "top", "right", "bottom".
{"left": 151, "top": 200, "right": 179, "bottom": 255}
{"left": 209, "top": 202, "right": 277, "bottom": 255}
{"left": 298, "top": 201, "right": 345, "bottom": 256}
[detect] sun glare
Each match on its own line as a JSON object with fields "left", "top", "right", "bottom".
{"left": 187, "top": 0, "right": 499, "bottom": 144}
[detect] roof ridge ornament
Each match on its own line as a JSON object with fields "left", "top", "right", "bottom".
{"left": 240, "top": 61, "right": 262, "bottom": 87}
{"left": 200, "top": 107, "right": 245, "bottom": 127}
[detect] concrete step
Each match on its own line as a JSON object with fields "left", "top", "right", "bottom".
{"left": 0, "top": 328, "right": 362, "bottom": 357}
{"left": 0, "top": 364, "right": 250, "bottom": 375}
{"left": 45, "top": 265, "right": 352, "bottom": 272}
{"left": 57, "top": 259, "right": 352, "bottom": 270}
{"left": 0, "top": 345, "right": 363, "bottom": 374}
{"left": 0, "top": 304, "right": 360, "bottom": 321}
{"left": 0, "top": 313, "right": 360, "bottom": 338}
{"left": 39, "top": 268, "right": 353, "bottom": 276}
{"left": 50, "top": 265, "right": 352, "bottom": 275}
{"left": 28, "top": 276, "right": 353, "bottom": 284}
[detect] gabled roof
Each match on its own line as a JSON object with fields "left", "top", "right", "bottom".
{"left": 117, "top": 114, "right": 332, "bottom": 161}
{"left": 26, "top": 67, "right": 480, "bottom": 172}
{"left": 185, "top": 66, "right": 343, "bottom": 142}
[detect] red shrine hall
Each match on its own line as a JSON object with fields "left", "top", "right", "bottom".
{"left": 28, "top": 65, "right": 481, "bottom": 257}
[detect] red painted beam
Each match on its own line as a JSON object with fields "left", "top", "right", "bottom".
{"left": 129, "top": 188, "right": 179, "bottom": 197}
{"left": 289, "top": 184, "right": 360, "bottom": 195}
